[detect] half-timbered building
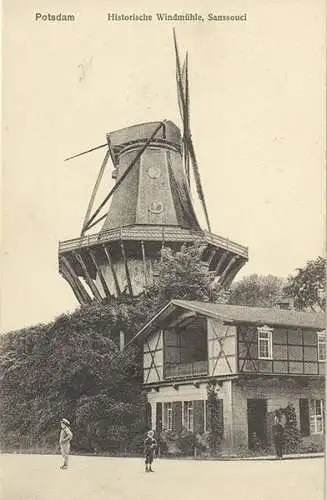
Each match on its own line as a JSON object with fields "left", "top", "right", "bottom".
{"left": 129, "top": 300, "right": 325, "bottom": 452}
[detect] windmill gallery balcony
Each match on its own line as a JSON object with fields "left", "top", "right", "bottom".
{"left": 58, "top": 223, "right": 249, "bottom": 302}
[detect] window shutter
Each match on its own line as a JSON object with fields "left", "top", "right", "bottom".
{"left": 156, "top": 403, "right": 162, "bottom": 432}
{"left": 193, "top": 400, "right": 205, "bottom": 434}
{"left": 299, "top": 398, "right": 310, "bottom": 436}
{"left": 172, "top": 402, "right": 182, "bottom": 432}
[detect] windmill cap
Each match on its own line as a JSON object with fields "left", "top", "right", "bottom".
{"left": 61, "top": 418, "right": 71, "bottom": 426}
{"left": 107, "top": 121, "right": 181, "bottom": 151}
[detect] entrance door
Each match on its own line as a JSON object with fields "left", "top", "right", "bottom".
{"left": 247, "top": 399, "right": 267, "bottom": 449}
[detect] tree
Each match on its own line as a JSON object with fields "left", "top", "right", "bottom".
{"left": 0, "top": 304, "right": 145, "bottom": 452}
{"left": 228, "top": 274, "right": 285, "bottom": 308}
{"left": 283, "top": 257, "right": 326, "bottom": 311}
{"left": 146, "top": 243, "right": 229, "bottom": 307}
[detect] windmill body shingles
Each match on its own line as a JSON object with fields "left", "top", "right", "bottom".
{"left": 101, "top": 121, "right": 199, "bottom": 231}
{"left": 102, "top": 152, "right": 140, "bottom": 230}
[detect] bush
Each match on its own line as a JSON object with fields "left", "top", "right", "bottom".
{"left": 206, "top": 382, "right": 223, "bottom": 454}
{"left": 159, "top": 429, "right": 208, "bottom": 456}
{"left": 299, "top": 440, "right": 324, "bottom": 454}
{"left": 277, "top": 404, "right": 302, "bottom": 453}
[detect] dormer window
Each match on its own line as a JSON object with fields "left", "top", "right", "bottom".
{"left": 317, "top": 331, "right": 326, "bottom": 362}
{"left": 257, "top": 325, "right": 273, "bottom": 359}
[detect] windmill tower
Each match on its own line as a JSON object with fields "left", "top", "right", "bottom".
{"left": 58, "top": 32, "right": 248, "bottom": 305}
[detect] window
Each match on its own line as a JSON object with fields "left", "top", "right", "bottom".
{"left": 257, "top": 325, "right": 273, "bottom": 359}
{"left": 310, "top": 399, "right": 324, "bottom": 434}
{"left": 317, "top": 331, "right": 326, "bottom": 361}
{"left": 166, "top": 403, "right": 172, "bottom": 431}
{"left": 183, "top": 401, "right": 193, "bottom": 431}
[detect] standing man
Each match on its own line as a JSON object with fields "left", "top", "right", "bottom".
{"left": 272, "top": 414, "right": 284, "bottom": 459}
{"left": 59, "top": 418, "right": 73, "bottom": 470}
{"left": 144, "top": 430, "right": 157, "bottom": 473}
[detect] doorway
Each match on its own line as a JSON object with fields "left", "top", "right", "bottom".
{"left": 247, "top": 399, "right": 267, "bottom": 449}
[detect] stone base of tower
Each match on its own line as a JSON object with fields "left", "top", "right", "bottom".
{"left": 58, "top": 225, "right": 248, "bottom": 305}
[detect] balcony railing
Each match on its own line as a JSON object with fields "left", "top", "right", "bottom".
{"left": 164, "top": 361, "right": 208, "bottom": 379}
{"left": 58, "top": 225, "right": 248, "bottom": 258}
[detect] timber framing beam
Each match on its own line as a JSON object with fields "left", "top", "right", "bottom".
{"left": 215, "top": 251, "right": 229, "bottom": 276}
{"left": 219, "top": 255, "right": 238, "bottom": 284}
{"left": 141, "top": 240, "right": 148, "bottom": 294}
{"left": 103, "top": 245, "right": 121, "bottom": 296}
{"left": 81, "top": 148, "right": 110, "bottom": 236}
{"left": 60, "top": 263, "right": 86, "bottom": 305}
{"left": 223, "top": 258, "right": 246, "bottom": 288}
{"left": 206, "top": 248, "right": 217, "bottom": 269}
{"left": 120, "top": 241, "right": 133, "bottom": 296}
{"left": 88, "top": 249, "right": 112, "bottom": 300}
{"left": 73, "top": 252, "right": 103, "bottom": 302}
{"left": 61, "top": 255, "right": 92, "bottom": 304}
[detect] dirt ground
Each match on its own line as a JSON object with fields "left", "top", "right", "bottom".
{"left": 0, "top": 454, "right": 324, "bottom": 500}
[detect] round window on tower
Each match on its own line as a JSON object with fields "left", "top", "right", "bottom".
{"left": 150, "top": 201, "right": 163, "bottom": 214}
{"left": 147, "top": 166, "right": 161, "bottom": 179}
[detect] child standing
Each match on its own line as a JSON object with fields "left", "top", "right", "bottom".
{"left": 144, "top": 430, "right": 157, "bottom": 473}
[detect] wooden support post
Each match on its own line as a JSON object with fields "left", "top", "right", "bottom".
{"left": 219, "top": 255, "right": 238, "bottom": 284}
{"left": 141, "top": 240, "right": 148, "bottom": 294}
{"left": 149, "top": 256, "right": 153, "bottom": 282}
{"left": 81, "top": 148, "right": 110, "bottom": 235}
{"left": 223, "top": 258, "right": 246, "bottom": 288}
{"left": 61, "top": 255, "right": 92, "bottom": 304}
{"left": 120, "top": 241, "right": 133, "bottom": 296}
{"left": 60, "top": 261, "right": 86, "bottom": 305}
{"left": 161, "top": 227, "right": 165, "bottom": 261}
{"left": 206, "top": 248, "right": 217, "bottom": 269}
{"left": 103, "top": 246, "right": 121, "bottom": 296}
{"left": 88, "top": 249, "right": 112, "bottom": 300}
{"left": 74, "top": 252, "right": 103, "bottom": 302}
{"left": 215, "top": 251, "right": 229, "bottom": 275}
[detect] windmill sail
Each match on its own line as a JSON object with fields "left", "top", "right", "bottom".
{"left": 173, "top": 30, "right": 211, "bottom": 232}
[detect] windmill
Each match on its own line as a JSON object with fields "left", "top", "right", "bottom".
{"left": 58, "top": 31, "right": 248, "bottom": 305}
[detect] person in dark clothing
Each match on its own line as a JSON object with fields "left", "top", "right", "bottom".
{"left": 144, "top": 430, "right": 157, "bottom": 472}
{"left": 272, "top": 415, "right": 284, "bottom": 459}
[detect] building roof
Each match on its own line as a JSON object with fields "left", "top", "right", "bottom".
{"left": 128, "top": 299, "right": 325, "bottom": 345}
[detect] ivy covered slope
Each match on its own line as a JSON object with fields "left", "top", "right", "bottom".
{"left": 0, "top": 302, "right": 147, "bottom": 452}
{"left": 0, "top": 243, "right": 227, "bottom": 453}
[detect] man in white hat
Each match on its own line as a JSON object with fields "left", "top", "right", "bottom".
{"left": 59, "top": 418, "right": 73, "bottom": 469}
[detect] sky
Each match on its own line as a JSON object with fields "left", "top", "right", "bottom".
{"left": 1, "top": 0, "right": 325, "bottom": 332}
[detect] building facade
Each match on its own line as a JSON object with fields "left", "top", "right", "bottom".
{"left": 130, "top": 300, "right": 325, "bottom": 452}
